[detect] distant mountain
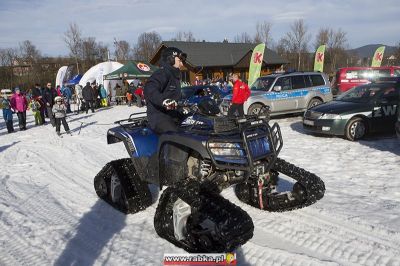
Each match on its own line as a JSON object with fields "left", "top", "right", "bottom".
{"left": 348, "top": 44, "right": 397, "bottom": 58}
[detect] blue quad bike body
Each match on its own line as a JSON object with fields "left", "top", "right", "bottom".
{"left": 94, "top": 101, "right": 325, "bottom": 253}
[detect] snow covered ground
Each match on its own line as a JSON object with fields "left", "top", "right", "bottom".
{"left": 0, "top": 106, "right": 399, "bottom": 266}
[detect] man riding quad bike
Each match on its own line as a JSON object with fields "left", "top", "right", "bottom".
{"left": 93, "top": 48, "right": 325, "bottom": 253}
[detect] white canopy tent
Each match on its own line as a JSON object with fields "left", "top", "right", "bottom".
{"left": 55, "top": 66, "right": 68, "bottom": 87}
{"left": 78, "top": 62, "right": 124, "bottom": 93}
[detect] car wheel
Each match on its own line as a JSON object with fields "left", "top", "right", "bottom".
{"left": 307, "top": 98, "right": 322, "bottom": 109}
{"left": 248, "top": 103, "right": 263, "bottom": 115}
{"left": 345, "top": 117, "right": 367, "bottom": 141}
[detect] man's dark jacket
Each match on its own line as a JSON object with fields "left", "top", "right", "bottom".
{"left": 144, "top": 62, "right": 182, "bottom": 131}
{"left": 43, "top": 88, "right": 57, "bottom": 106}
{"left": 32, "top": 87, "right": 42, "bottom": 98}
{"left": 82, "top": 84, "right": 95, "bottom": 101}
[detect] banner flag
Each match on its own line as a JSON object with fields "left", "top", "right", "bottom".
{"left": 371, "top": 46, "right": 385, "bottom": 67}
{"left": 248, "top": 43, "right": 266, "bottom": 87}
{"left": 313, "top": 44, "right": 326, "bottom": 72}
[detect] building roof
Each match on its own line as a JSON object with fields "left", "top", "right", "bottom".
{"left": 151, "top": 41, "right": 287, "bottom": 67}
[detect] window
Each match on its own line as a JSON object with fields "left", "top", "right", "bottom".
{"left": 304, "top": 75, "right": 312, "bottom": 87}
{"left": 376, "top": 70, "right": 391, "bottom": 77}
{"left": 291, "top": 75, "right": 306, "bottom": 89}
{"left": 380, "top": 87, "right": 399, "bottom": 105}
{"left": 274, "top": 77, "right": 291, "bottom": 91}
{"left": 252, "top": 77, "right": 275, "bottom": 91}
{"left": 309, "top": 75, "right": 325, "bottom": 86}
{"left": 394, "top": 69, "right": 400, "bottom": 76}
{"left": 346, "top": 70, "right": 359, "bottom": 79}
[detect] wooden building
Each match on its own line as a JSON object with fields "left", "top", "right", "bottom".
{"left": 150, "top": 41, "right": 287, "bottom": 84}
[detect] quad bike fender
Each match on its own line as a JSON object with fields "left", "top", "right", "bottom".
{"left": 107, "top": 126, "right": 158, "bottom": 158}
{"left": 158, "top": 132, "right": 211, "bottom": 161}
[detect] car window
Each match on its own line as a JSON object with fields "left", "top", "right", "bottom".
{"left": 310, "top": 75, "right": 325, "bottom": 86}
{"left": 291, "top": 75, "right": 306, "bottom": 90}
{"left": 376, "top": 69, "right": 391, "bottom": 77}
{"left": 251, "top": 77, "right": 275, "bottom": 91}
{"left": 338, "top": 84, "right": 395, "bottom": 103}
{"left": 394, "top": 69, "right": 400, "bottom": 76}
{"left": 274, "top": 77, "right": 291, "bottom": 91}
{"left": 304, "top": 75, "right": 312, "bottom": 87}
{"left": 380, "top": 87, "right": 399, "bottom": 105}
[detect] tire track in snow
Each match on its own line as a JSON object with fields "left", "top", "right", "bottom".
{"left": 245, "top": 207, "right": 400, "bottom": 265}
{"left": 0, "top": 180, "right": 80, "bottom": 265}
{"left": 220, "top": 187, "right": 400, "bottom": 265}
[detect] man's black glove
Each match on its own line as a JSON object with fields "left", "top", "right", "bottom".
{"left": 162, "top": 99, "right": 177, "bottom": 110}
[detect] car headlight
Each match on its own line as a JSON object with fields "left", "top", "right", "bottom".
{"left": 320, "top": 113, "right": 342, "bottom": 120}
{"left": 209, "top": 142, "right": 244, "bottom": 156}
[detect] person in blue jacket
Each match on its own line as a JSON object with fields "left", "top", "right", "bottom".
{"left": 2, "top": 97, "right": 14, "bottom": 133}
{"left": 61, "top": 85, "right": 73, "bottom": 113}
{"left": 99, "top": 84, "right": 108, "bottom": 107}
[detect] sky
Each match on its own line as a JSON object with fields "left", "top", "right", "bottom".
{"left": 0, "top": 0, "right": 399, "bottom": 57}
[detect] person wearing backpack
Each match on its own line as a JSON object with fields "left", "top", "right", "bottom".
{"left": 228, "top": 73, "right": 251, "bottom": 117}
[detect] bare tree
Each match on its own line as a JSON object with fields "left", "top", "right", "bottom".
{"left": 64, "top": 22, "right": 82, "bottom": 73}
{"left": 314, "top": 27, "right": 348, "bottom": 72}
{"left": 282, "top": 19, "right": 311, "bottom": 69}
{"left": 327, "top": 28, "right": 347, "bottom": 71}
{"left": 114, "top": 40, "right": 131, "bottom": 61}
{"left": 171, "top": 31, "right": 197, "bottom": 42}
{"left": 254, "top": 21, "right": 273, "bottom": 47}
{"left": 133, "top": 31, "right": 162, "bottom": 61}
{"left": 96, "top": 42, "right": 109, "bottom": 61}
{"left": 314, "top": 28, "right": 329, "bottom": 50}
{"left": 81, "top": 37, "right": 98, "bottom": 64}
{"left": 18, "top": 40, "right": 42, "bottom": 82}
{"left": 0, "top": 48, "right": 17, "bottom": 67}
{"left": 234, "top": 32, "right": 253, "bottom": 43}
{"left": 19, "top": 40, "right": 41, "bottom": 63}
{"left": 0, "top": 48, "right": 18, "bottom": 88}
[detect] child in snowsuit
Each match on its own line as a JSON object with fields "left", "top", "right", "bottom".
{"left": 52, "top": 96, "right": 70, "bottom": 136}
{"left": 28, "top": 97, "right": 42, "bottom": 125}
{"left": 1, "top": 98, "right": 14, "bottom": 133}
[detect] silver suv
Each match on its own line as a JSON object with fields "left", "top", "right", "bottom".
{"left": 221, "top": 72, "right": 333, "bottom": 116}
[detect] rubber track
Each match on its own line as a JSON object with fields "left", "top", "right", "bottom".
{"left": 235, "top": 157, "right": 325, "bottom": 212}
{"left": 154, "top": 180, "right": 254, "bottom": 253}
{"left": 94, "top": 158, "right": 152, "bottom": 214}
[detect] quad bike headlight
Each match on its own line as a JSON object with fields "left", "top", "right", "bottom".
{"left": 209, "top": 142, "right": 244, "bottom": 156}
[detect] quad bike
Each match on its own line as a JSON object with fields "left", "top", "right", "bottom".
{"left": 94, "top": 99, "right": 325, "bottom": 253}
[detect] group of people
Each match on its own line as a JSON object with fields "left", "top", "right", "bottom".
{"left": 1, "top": 83, "right": 71, "bottom": 136}
{"left": 111, "top": 81, "right": 145, "bottom": 107}
{"left": 1, "top": 79, "right": 148, "bottom": 136}
{"left": 193, "top": 75, "right": 233, "bottom": 92}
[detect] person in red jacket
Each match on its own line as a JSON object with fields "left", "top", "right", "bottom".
{"left": 228, "top": 73, "right": 250, "bottom": 117}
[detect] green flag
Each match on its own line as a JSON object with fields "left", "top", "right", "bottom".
{"left": 313, "top": 44, "right": 326, "bottom": 72}
{"left": 371, "top": 46, "right": 385, "bottom": 67}
{"left": 248, "top": 43, "right": 266, "bottom": 87}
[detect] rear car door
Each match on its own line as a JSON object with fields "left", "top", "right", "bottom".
{"left": 371, "top": 86, "right": 399, "bottom": 132}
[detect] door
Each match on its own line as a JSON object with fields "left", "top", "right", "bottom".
{"left": 371, "top": 86, "right": 399, "bottom": 132}
{"left": 267, "top": 76, "right": 295, "bottom": 112}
